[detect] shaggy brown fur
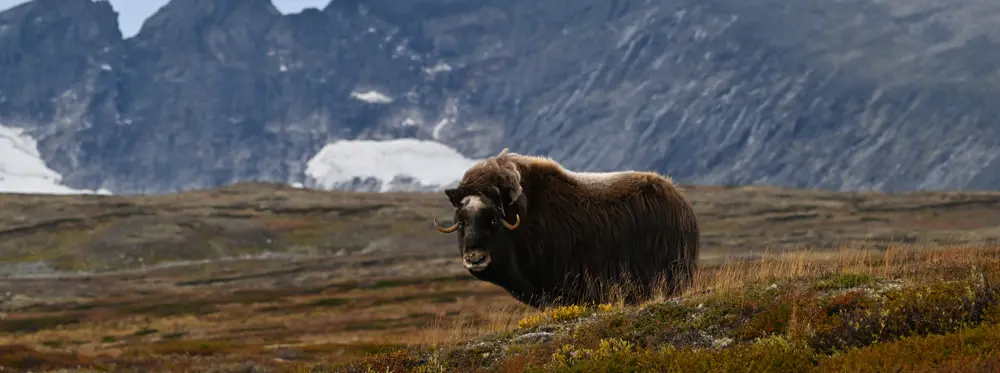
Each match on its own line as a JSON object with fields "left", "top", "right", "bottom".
{"left": 434, "top": 148, "right": 700, "bottom": 308}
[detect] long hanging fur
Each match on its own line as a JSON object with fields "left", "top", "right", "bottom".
{"left": 448, "top": 148, "right": 700, "bottom": 307}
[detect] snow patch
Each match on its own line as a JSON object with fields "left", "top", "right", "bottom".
{"left": 350, "top": 90, "right": 394, "bottom": 104}
{"left": 0, "top": 124, "right": 111, "bottom": 195}
{"left": 423, "top": 62, "right": 453, "bottom": 75}
{"left": 304, "top": 138, "right": 479, "bottom": 192}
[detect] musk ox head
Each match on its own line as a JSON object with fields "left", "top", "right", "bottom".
{"left": 434, "top": 186, "right": 521, "bottom": 272}
{"left": 434, "top": 149, "right": 525, "bottom": 272}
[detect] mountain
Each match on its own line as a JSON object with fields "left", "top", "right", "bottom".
{"left": 1, "top": 0, "right": 999, "bottom": 195}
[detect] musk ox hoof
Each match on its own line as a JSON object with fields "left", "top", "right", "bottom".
{"left": 463, "top": 250, "right": 491, "bottom": 271}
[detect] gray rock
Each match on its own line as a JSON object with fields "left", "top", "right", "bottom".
{"left": 511, "top": 331, "right": 554, "bottom": 344}
{"left": 1, "top": 0, "right": 1000, "bottom": 194}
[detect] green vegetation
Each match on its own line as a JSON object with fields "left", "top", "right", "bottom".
{"left": 342, "top": 258, "right": 1000, "bottom": 373}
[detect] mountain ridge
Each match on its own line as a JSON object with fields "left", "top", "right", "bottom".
{"left": 1, "top": 0, "right": 999, "bottom": 195}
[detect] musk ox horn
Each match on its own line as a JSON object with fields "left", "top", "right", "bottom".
{"left": 502, "top": 214, "right": 521, "bottom": 230}
{"left": 434, "top": 219, "right": 459, "bottom": 233}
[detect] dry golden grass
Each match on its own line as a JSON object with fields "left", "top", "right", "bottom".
{"left": 684, "top": 242, "right": 998, "bottom": 298}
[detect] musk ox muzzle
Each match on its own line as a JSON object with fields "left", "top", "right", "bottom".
{"left": 462, "top": 249, "right": 491, "bottom": 271}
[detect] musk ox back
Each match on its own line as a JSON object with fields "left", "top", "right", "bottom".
{"left": 433, "top": 149, "right": 700, "bottom": 308}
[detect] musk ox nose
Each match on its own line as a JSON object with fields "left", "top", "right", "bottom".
{"left": 467, "top": 253, "right": 486, "bottom": 264}
{"left": 462, "top": 249, "right": 491, "bottom": 271}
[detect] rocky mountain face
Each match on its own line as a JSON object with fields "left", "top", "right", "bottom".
{"left": 1, "top": 0, "right": 1000, "bottom": 194}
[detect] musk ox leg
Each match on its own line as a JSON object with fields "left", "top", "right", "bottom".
{"left": 654, "top": 260, "right": 696, "bottom": 299}
{"left": 507, "top": 290, "right": 557, "bottom": 309}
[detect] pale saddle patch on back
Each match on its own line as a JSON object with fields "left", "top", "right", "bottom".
{"left": 568, "top": 170, "right": 633, "bottom": 189}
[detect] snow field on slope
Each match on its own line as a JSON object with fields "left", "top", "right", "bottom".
{"left": 305, "top": 138, "right": 480, "bottom": 192}
{"left": 0, "top": 124, "right": 111, "bottom": 195}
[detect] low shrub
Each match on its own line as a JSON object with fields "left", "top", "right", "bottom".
{"left": 410, "top": 270, "right": 1000, "bottom": 372}
{"left": 816, "top": 321, "right": 1000, "bottom": 372}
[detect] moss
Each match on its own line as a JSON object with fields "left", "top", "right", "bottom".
{"left": 366, "top": 274, "right": 473, "bottom": 289}
{"left": 126, "top": 340, "right": 251, "bottom": 357}
{"left": 812, "top": 273, "right": 876, "bottom": 291}
{"left": 278, "top": 224, "right": 358, "bottom": 249}
{"left": 344, "top": 313, "right": 439, "bottom": 332}
{"left": 262, "top": 217, "right": 320, "bottom": 231}
{"left": 226, "top": 289, "right": 290, "bottom": 304}
{"left": 366, "top": 290, "right": 494, "bottom": 308}
{"left": 39, "top": 340, "right": 64, "bottom": 348}
{"left": 413, "top": 269, "right": 1000, "bottom": 372}
{"left": 0, "top": 314, "right": 82, "bottom": 333}
{"left": 736, "top": 295, "right": 798, "bottom": 340}
{"left": 822, "top": 289, "right": 873, "bottom": 316}
{"left": 120, "top": 299, "right": 219, "bottom": 318}
{"left": 527, "top": 336, "right": 817, "bottom": 373}
{"left": 517, "top": 305, "right": 592, "bottom": 330}
{"left": 306, "top": 297, "right": 351, "bottom": 307}
{"left": 805, "top": 278, "right": 999, "bottom": 353}
{"left": 160, "top": 332, "right": 187, "bottom": 340}
{"left": 335, "top": 349, "right": 425, "bottom": 373}
{"left": 624, "top": 301, "right": 704, "bottom": 348}
{"left": 297, "top": 342, "right": 402, "bottom": 356}
{"left": 132, "top": 328, "right": 159, "bottom": 336}
{"left": 816, "top": 321, "right": 1000, "bottom": 372}
{"left": 0, "top": 345, "right": 97, "bottom": 371}
{"left": 567, "top": 310, "right": 630, "bottom": 348}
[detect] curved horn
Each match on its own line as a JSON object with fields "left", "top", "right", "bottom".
{"left": 502, "top": 214, "right": 521, "bottom": 230}
{"left": 434, "top": 219, "right": 459, "bottom": 233}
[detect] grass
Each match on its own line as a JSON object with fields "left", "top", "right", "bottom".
{"left": 6, "top": 184, "right": 1000, "bottom": 371}
{"left": 3, "top": 248, "right": 999, "bottom": 373}
{"left": 342, "top": 244, "right": 1000, "bottom": 373}
{"left": 7, "top": 243, "right": 998, "bottom": 372}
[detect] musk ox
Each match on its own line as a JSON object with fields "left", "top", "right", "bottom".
{"left": 433, "top": 148, "right": 700, "bottom": 308}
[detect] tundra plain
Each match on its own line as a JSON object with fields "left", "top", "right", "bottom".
{"left": 3, "top": 182, "right": 1000, "bottom": 372}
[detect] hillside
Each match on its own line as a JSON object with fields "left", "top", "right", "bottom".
{"left": 2, "top": 0, "right": 1000, "bottom": 193}
{"left": 4, "top": 182, "right": 1000, "bottom": 277}
{"left": 4, "top": 184, "right": 1000, "bottom": 371}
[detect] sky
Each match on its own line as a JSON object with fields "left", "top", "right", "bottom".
{"left": 0, "top": 0, "right": 332, "bottom": 38}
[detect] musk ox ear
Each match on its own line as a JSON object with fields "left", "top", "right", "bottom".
{"left": 504, "top": 185, "right": 522, "bottom": 207}
{"left": 444, "top": 188, "right": 463, "bottom": 208}
{"left": 496, "top": 161, "right": 523, "bottom": 207}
